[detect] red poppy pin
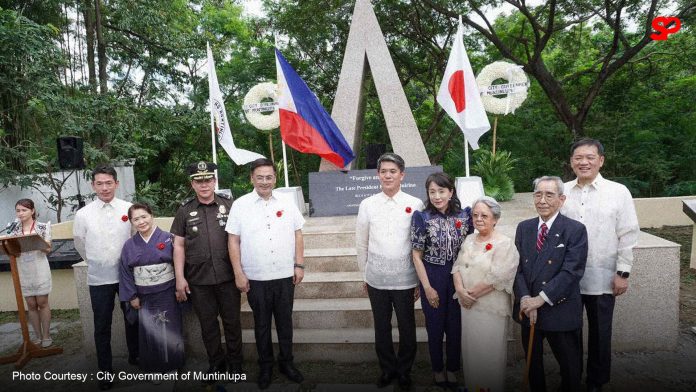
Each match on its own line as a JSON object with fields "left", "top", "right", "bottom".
{"left": 405, "top": 207, "right": 412, "bottom": 213}
{"left": 455, "top": 220, "right": 462, "bottom": 229}
{"left": 276, "top": 210, "right": 283, "bottom": 218}
{"left": 485, "top": 243, "right": 493, "bottom": 252}
{"left": 157, "top": 242, "right": 165, "bottom": 250}
{"left": 121, "top": 215, "right": 128, "bottom": 222}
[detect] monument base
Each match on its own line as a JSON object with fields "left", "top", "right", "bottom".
{"left": 275, "top": 186, "right": 307, "bottom": 215}
{"left": 455, "top": 176, "right": 485, "bottom": 208}
{"left": 308, "top": 166, "right": 442, "bottom": 217}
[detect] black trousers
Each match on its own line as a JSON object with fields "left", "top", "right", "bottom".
{"left": 521, "top": 325, "right": 582, "bottom": 392}
{"left": 247, "top": 277, "right": 295, "bottom": 369}
{"left": 89, "top": 283, "right": 139, "bottom": 372}
{"left": 582, "top": 294, "right": 615, "bottom": 387}
{"left": 189, "top": 281, "right": 243, "bottom": 366}
{"left": 367, "top": 285, "right": 417, "bottom": 377}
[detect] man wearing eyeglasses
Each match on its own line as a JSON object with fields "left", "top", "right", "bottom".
{"left": 226, "top": 158, "right": 305, "bottom": 390}
{"left": 513, "top": 176, "right": 588, "bottom": 392}
{"left": 562, "top": 139, "right": 639, "bottom": 392}
{"left": 171, "top": 161, "right": 243, "bottom": 380}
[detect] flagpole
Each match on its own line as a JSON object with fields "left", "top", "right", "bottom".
{"left": 208, "top": 42, "right": 220, "bottom": 191}
{"left": 464, "top": 136, "right": 470, "bottom": 177}
{"left": 275, "top": 35, "right": 290, "bottom": 188}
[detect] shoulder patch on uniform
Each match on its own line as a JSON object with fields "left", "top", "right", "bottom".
{"left": 216, "top": 192, "right": 231, "bottom": 200}
{"left": 181, "top": 197, "right": 195, "bottom": 206}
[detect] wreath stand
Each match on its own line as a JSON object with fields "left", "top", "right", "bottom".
{"left": 0, "top": 234, "right": 62, "bottom": 369}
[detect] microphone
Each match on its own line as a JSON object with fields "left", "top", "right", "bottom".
{"left": 5, "top": 218, "right": 19, "bottom": 235}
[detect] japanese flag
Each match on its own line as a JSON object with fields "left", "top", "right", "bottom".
{"left": 436, "top": 17, "right": 490, "bottom": 149}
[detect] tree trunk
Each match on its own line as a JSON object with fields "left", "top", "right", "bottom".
{"left": 94, "top": 0, "right": 107, "bottom": 94}
{"left": 82, "top": 0, "right": 96, "bottom": 91}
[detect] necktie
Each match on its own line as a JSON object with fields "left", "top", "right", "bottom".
{"left": 536, "top": 223, "right": 548, "bottom": 252}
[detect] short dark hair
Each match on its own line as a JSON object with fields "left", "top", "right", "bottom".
{"left": 92, "top": 164, "right": 118, "bottom": 182}
{"left": 570, "top": 138, "right": 604, "bottom": 157}
{"left": 250, "top": 158, "right": 276, "bottom": 176}
{"left": 423, "top": 172, "right": 462, "bottom": 215}
{"left": 127, "top": 202, "right": 154, "bottom": 220}
{"left": 376, "top": 153, "right": 405, "bottom": 172}
{"left": 15, "top": 198, "right": 36, "bottom": 220}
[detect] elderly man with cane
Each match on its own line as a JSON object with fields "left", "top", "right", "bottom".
{"left": 513, "top": 176, "right": 588, "bottom": 392}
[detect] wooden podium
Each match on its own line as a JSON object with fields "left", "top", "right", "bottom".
{"left": 0, "top": 233, "right": 63, "bottom": 368}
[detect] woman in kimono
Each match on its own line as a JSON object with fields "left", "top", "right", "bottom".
{"left": 119, "top": 202, "right": 184, "bottom": 373}
{"left": 410, "top": 173, "right": 473, "bottom": 389}
{"left": 12, "top": 198, "right": 53, "bottom": 347}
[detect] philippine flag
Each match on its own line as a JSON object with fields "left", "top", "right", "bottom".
{"left": 275, "top": 48, "right": 355, "bottom": 169}
{"left": 436, "top": 17, "right": 490, "bottom": 149}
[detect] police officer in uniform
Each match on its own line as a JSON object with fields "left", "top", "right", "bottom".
{"left": 171, "top": 161, "right": 243, "bottom": 378}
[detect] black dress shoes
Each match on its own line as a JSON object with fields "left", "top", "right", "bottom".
{"left": 204, "top": 361, "right": 227, "bottom": 385}
{"left": 587, "top": 384, "right": 603, "bottom": 392}
{"left": 398, "top": 373, "right": 413, "bottom": 390}
{"left": 279, "top": 362, "right": 304, "bottom": 383}
{"left": 98, "top": 379, "right": 112, "bottom": 391}
{"left": 376, "top": 372, "right": 395, "bottom": 388}
{"left": 257, "top": 367, "right": 273, "bottom": 390}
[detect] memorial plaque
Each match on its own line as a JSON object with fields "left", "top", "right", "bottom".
{"left": 308, "top": 166, "right": 443, "bottom": 217}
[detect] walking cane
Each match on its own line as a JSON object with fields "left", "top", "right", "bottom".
{"left": 520, "top": 311, "right": 535, "bottom": 391}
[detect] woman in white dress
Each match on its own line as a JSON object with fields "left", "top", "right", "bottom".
{"left": 452, "top": 196, "right": 519, "bottom": 392}
{"left": 11, "top": 199, "right": 53, "bottom": 347}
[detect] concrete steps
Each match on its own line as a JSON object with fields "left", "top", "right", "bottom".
{"left": 304, "top": 248, "right": 358, "bottom": 271}
{"left": 240, "top": 327, "right": 431, "bottom": 362}
{"left": 240, "top": 297, "right": 425, "bottom": 329}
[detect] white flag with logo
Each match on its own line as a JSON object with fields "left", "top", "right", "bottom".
{"left": 436, "top": 18, "right": 490, "bottom": 149}
{"left": 207, "top": 43, "right": 265, "bottom": 165}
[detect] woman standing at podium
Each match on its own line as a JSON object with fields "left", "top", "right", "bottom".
{"left": 11, "top": 198, "right": 53, "bottom": 348}
{"left": 119, "top": 202, "right": 184, "bottom": 373}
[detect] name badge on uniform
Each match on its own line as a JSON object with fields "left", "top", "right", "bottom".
{"left": 189, "top": 211, "right": 198, "bottom": 217}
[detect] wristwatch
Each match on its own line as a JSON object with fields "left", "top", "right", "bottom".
{"left": 294, "top": 264, "right": 305, "bottom": 270}
{"left": 616, "top": 271, "right": 630, "bottom": 279}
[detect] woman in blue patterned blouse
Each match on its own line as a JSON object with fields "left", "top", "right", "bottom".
{"left": 411, "top": 172, "right": 473, "bottom": 388}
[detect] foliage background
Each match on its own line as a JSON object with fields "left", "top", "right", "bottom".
{"left": 1, "top": 0, "right": 694, "bottom": 216}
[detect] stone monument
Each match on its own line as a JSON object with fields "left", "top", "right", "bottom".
{"left": 318, "top": 0, "right": 430, "bottom": 171}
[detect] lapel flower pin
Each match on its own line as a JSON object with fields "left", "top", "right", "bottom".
{"left": 156, "top": 242, "right": 165, "bottom": 250}
{"left": 276, "top": 210, "right": 283, "bottom": 218}
{"left": 455, "top": 219, "right": 462, "bottom": 229}
{"left": 121, "top": 215, "right": 129, "bottom": 222}
{"left": 405, "top": 206, "right": 412, "bottom": 213}
{"left": 485, "top": 243, "right": 493, "bottom": 252}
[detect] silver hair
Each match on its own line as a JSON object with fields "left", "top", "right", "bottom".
{"left": 472, "top": 196, "right": 502, "bottom": 220}
{"left": 533, "top": 176, "right": 565, "bottom": 195}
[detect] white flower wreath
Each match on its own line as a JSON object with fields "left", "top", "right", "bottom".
{"left": 243, "top": 82, "right": 280, "bottom": 130}
{"left": 476, "top": 61, "right": 529, "bottom": 115}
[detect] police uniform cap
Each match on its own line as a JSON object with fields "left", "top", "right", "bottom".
{"left": 188, "top": 161, "right": 217, "bottom": 180}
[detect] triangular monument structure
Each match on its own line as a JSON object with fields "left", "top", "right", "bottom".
{"left": 319, "top": 0, "right": 431, "bottom": 171}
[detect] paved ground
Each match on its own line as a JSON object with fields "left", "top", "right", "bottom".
{"left": 1, "top": 317, "right": 695, "bottom": 392}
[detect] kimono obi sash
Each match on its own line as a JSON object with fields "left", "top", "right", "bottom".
{"left": 134, "top": 262, "right": 175, "bottom": 287}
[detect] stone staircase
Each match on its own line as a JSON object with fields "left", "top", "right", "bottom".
{"left": 236, "top": 195, "right": 540, "bottom": 362}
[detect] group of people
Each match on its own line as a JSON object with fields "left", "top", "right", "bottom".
{"left": 357, "top": 138, "right": 638, "bottom": 392}
{"left": 8, "top": 137, "right": 638, "bottom": 392}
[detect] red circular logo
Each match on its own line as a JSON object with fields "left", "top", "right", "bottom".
{"left": 485, "top": 243, "right": 493, "bottom": 251}
{"left": 121, "top": 215, "right": 128, "bottom": 222}
{"left": 276, "top": 210, "right": 283, "bottom": 217}
{"left": 405, "top": 207, "right": 412, "bottom": 213}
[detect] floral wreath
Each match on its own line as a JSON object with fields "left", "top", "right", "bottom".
{"left": 243, "top": 82, "right": 280, "bottom": 130}
{"left": 476, "top": 61, "right": 529, "bottom": 115}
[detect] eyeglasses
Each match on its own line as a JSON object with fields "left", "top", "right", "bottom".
{"left": 533, "top": 192, "right": 558, "bottom": 200}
